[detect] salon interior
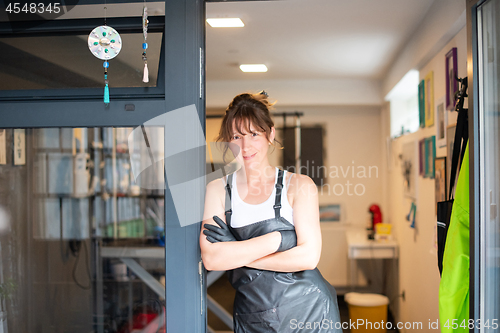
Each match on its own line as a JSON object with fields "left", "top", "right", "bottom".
{"left": 0, "top": 0, "right": 497, "bottom": 332}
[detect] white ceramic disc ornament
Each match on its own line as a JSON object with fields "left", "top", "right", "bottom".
{"left": 88, "top": 25, "right": 122, "bottom": 60}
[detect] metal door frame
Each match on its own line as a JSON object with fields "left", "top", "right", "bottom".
{"left": 0, "top": 0, "right": 206, "bottom": 331}
{"left": 467, "top": 0, "right": 487, "bottom": 332}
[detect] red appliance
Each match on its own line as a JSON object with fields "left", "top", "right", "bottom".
{"left": 368, "top": 204, "right": 383, "bottom": 230}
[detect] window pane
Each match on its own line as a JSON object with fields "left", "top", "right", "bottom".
{"left": 0, "top": 127, "right": 165, "bottom": 332}
{"left": 0, "top": 32, "right": 162, "bottom": 90}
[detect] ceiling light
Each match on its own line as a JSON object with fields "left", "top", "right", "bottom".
{"left": 206, "top": 18, "right": 244, "bottom": 28}
{"left": 240, "top": 64, "right": 268, "bottom": 73}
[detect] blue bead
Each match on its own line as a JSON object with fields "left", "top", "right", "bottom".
{"left": 103, "top": 61, "right": 109, "bottom": 68}
{"left": 142, "top": 43, "right": 148, "bottom": 50}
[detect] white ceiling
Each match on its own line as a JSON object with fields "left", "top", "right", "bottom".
{"left": 0, "top": 0, "right": 445, "bottom": 107}
{"left": 206, "top": 0, "right": 436, "bottom": 82}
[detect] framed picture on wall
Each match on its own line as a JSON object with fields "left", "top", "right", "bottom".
{"left": 435, "top": 157, "right": 447, "bottom": 211}
{"left": 446, "top": 47, "right": 458, "bottom": 111}
{"left": 425, "top": 136, "right": 436, "bottom": 179}
{"left": 419, "top": 138, "right": 425, "bottom": 176}
{"left": 13, "top": 129, "right": 26, "bottom": 165}
{"left": 319, "top": 204, "right": 341, "bottom": 222}
{"left": 425, "top": 71, "right": 434, "bottom": 127}
{"left": 435, "top": 96, "right": 447, "bottom": 147}
{"left": 419, "top": 80, "right": 426, "bottom": 128}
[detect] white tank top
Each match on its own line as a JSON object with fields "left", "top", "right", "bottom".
{"left": 226, "top": 167, "right": 294, "bottom": 228}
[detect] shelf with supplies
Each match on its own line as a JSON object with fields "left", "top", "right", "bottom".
{"left": 99, "top": 245, "right": 166, "bottom": 316}
{"left": 32, "top": 127, "right": 165, "bottom": 240}
{"left": 91, "top": 126, "right": 165, "bottom": 332}
{"left": 27, "top": 126, "right": 167, "bottom": 332}
{"left": 101, "top": 246, "right": 164, "bottom": 259}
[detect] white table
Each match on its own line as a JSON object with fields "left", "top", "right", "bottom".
{"left": 346, "top": 228, "right": 398, "bottom": 290}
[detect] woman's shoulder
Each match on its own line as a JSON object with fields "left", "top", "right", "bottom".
{"left": 284, "top": 171, "right": 317, "bottom": 201}
{"left": 284, "top": 170, "right": 316, "bottom": 188}
{"left": 206, "top": 176, "right": 228, "bottom": 193}
{"left": 205, "top": 177, "right": 228, "bottom": 209}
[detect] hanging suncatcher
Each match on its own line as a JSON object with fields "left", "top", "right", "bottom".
{"left": 88, "top": 22, "right": 122, "bottom": 105}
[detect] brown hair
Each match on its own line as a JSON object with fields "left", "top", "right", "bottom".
{"left": 216, "top": 92, "right": 280, "bottom": 161}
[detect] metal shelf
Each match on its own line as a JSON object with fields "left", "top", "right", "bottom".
{"left": 101, "top": 246, "right": 164, "bottom": 259}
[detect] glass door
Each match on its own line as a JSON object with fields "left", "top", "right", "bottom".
{"left": 0, "top": 0, "right": 206, "bottom": 331}
{"left": 0, "top": 126, "right": 166, "bottom": 332}
{"left": 477, "top": 0, "right": 500, "bottom": 330}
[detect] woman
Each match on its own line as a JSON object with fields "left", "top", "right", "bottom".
{"left": 200, "top": 92, "right": 342, "bottom": 333}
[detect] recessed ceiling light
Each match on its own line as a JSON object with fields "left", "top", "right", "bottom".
{"left": 240, "top": 64, "right": 268, "bottom": 73}
{"left": 206, "top": 18, "right": 244, "bottom": 28}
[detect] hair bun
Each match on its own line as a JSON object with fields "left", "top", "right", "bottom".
{"left": 225, "top": 91, "right": 275, "bottom": 115}
{"left": 228, "top": 93, "right": 251, "bottom": 109}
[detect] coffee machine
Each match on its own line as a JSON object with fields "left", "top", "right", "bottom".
{"left": 368, "top": 204, "right": 382, "bottom": 239}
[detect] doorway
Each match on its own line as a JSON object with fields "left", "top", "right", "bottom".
{"left": 0, "top": 0, "right": 206, "bottom": 332}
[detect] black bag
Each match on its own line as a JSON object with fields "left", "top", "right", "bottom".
{"left": 437, "top": 108, "right": 468, "bottom": 276}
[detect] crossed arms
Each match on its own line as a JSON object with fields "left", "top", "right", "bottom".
{"left": 199, "top": 173, "right": 322, "bottom": 273}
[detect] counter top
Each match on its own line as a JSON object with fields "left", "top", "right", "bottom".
{"left": 346, "top": 228, "right": 398, "bottom": 259}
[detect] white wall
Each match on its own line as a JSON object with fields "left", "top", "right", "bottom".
{"left": 206, "top": 104, "right": 384, "bottom": 287}
{"left": 383, "top": 26, "right": 467, "bottom": 331}
{"left": 382, "top": 0, "right": 466, "bottom": 97}
{"left": 275, "top": 105, "right": 384, "bottom": 287}
{"left": 206, "top": 78, "right": 382, "bottom": 108}
{"left": 271, "top": 105, "right": 383, "bottom": 226}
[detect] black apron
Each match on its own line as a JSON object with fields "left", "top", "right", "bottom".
{"left": 224, "top": 169, "right": 343, "bottom": 333}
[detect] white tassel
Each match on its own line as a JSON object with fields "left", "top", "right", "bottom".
{"left": 143, "top": 63, "right": 149, "bottom": 83}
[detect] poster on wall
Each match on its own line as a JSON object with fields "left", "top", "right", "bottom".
{"left": 419, "top": 80, "right": 426, "bottom": 128}
{"left": 419, "top": 138, "right": 425, "bottom": 176}
{"left": 425, "top": 136, "right": 436, "bottom": 179}
{"left": 425, "top": 71, "right": 434, "bottom": 127}
{"left": 446, "top": 47, "right": 458, "bottom": 111}
{"left": 319, "top": 204, "right": 341, "bottom": 222}
{"left": 13, "top": 129, "right": 26, "bottom": 166}
{"left": 402, "top": 141, "right": 417, "bottom": 199}
{"left": 435, "top": 96, "right": 447, "bottom": 147}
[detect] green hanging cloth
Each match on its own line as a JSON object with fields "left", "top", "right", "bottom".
{"left": 439, "top": 142, "right": 469, "bottom": 332}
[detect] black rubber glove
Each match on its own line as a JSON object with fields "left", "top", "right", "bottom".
{"left": 277, "top": 230, "right": 297, "bottom": 252}
{"left": 203, "top": 216, "right": 237, "bottom": 243}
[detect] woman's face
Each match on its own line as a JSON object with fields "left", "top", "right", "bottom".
{"left": 229, "top": 120, "right": 275, "bottom": 168}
